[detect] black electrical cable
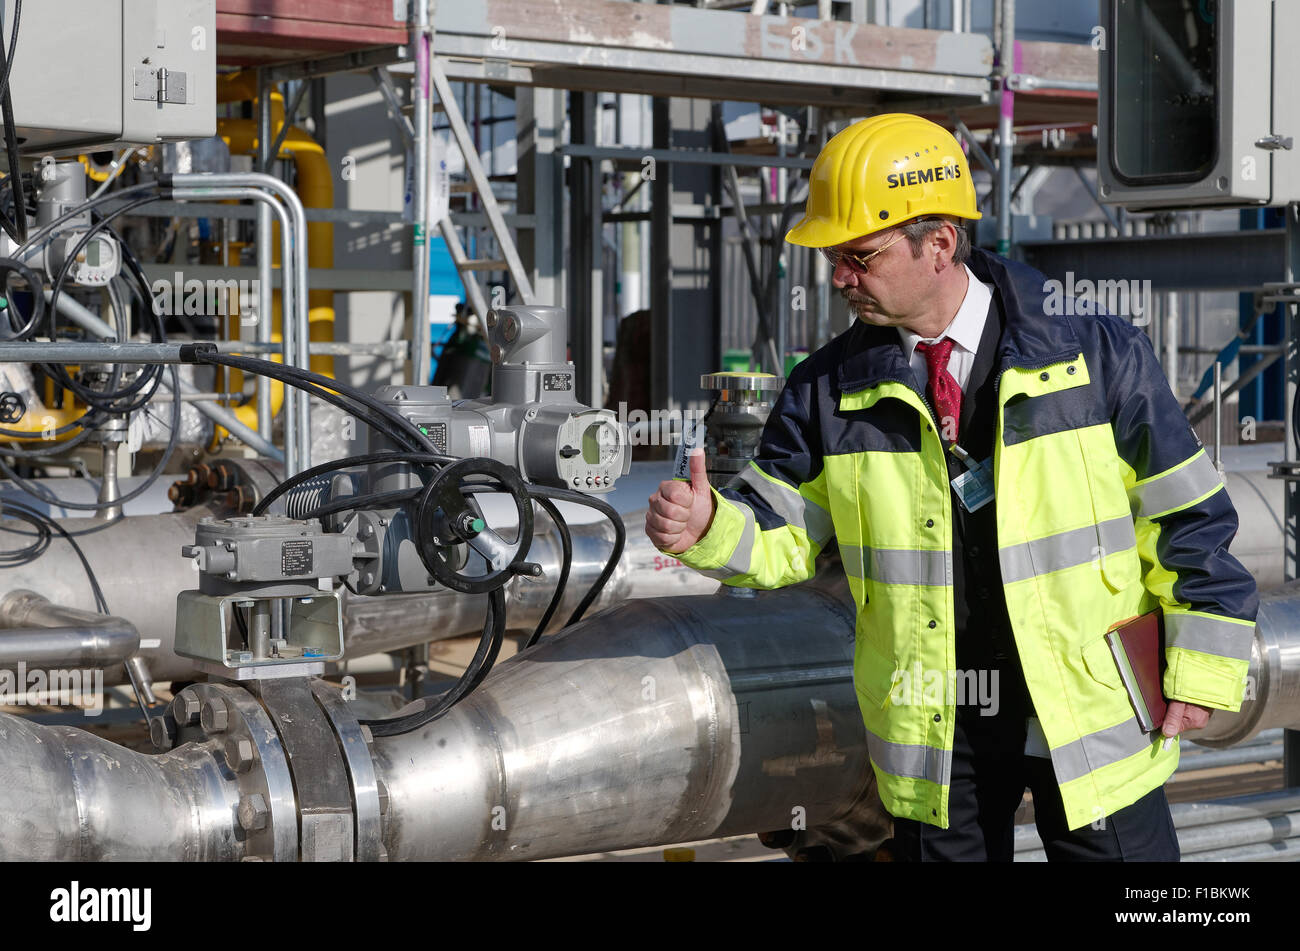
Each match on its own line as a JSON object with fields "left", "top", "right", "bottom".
{"left": 0, "top": 256, "right": 44, "bottom": 340}
{"left": 0, "top": 0, "right": 22, "bottom": 110}
{"left": 0, "top": 365, "right": 182, "bottom": 511}
{"left": 45, "top": 195, "right": 159, "bottom": 345}
{"left": 524, "top": 484, "right": 624, "bottom": 628}
{"left": 299, "top": 487, "right": 422, "bottom": 522}
{"left": 0, "top": 500, "right": 49, "bottom": 564}
{"left": 0, "top": 83, "right": 24, "bottom": 244}
{"left": 17, "top": 183, "right": 157, "bottom": 260}
{"left": 0, "top": 497, "right": 109, "bottom": 613}
{"left": 41, "top": 273, "right": 169, "bottom": 417}
{"left": 0, "top": 416, "right": 101, "bottom": 454}
{"left": 358, "top": 586, "right": 506, "bottom": 738}
{"left": 252, "top": 451, "right": 457, "bottom": 516}
{"left": 354, "top": 484, "right": 622, "bottom": 737}
{"left": 524, "top": 495, "right": 570, "bottom": 649}
{"left": 195, "top": 352, "right": 439, "bottom": 456}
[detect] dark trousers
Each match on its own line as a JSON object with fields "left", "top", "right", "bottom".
{"left": 890, "top": 708, "right": 1180, "bottom": 862}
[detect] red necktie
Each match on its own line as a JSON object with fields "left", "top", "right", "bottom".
{"left": 915, "top": 338, "right": 962, "bottom": 444}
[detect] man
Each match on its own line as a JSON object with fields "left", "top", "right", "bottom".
{"left": 645, "top": 113, "right": 1257, "bottom": 861}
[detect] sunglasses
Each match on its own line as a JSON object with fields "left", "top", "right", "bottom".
{"left": 820, "top": 230, "right": 907, "bottom": 275}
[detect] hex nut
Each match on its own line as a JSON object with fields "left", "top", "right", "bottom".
{"left": 238, "top": 793, "right": 269, "bottom": 832}
{"left": 173, "top": 694, "right": 202, "bottom": 725}
{"left": 224, "top": 736, "right": 257, "bottom": 774}
{"left": 200, "top": 699, "right": 229, "bottom": 733}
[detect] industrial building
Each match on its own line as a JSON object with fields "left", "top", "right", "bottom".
{"left": 0, "top": 0, "right": 1296, "bottom": 872}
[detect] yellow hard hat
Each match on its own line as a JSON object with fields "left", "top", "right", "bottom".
{"left": 786, "top": 114, "right": 981, "bottom": 248}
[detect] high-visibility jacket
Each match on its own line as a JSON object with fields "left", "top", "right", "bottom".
{"left": 668, "top": 248, "right": 1258, "bottom": 831}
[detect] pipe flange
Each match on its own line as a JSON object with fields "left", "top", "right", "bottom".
{"left": 174, "top": 682, "right": 298, "bottom": 861}
{"left": 310, "top": 679, "right": 387, "bottom": 861}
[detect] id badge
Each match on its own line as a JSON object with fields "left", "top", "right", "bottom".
{"left": 950, "top": 453, "right": 994, "bottom": 513}
{"left": 673, "top": 416, "right": 707, "bottom": 481}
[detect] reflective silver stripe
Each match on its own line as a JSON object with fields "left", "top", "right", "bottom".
{"left": 1129, "top": 452, "right": 1223, "bottom": 519}
{"left": 842, "top": 545, "right": 951, "bottom": 586}
{"left": 864, "top": 728, "right": 951, "bottom": 785}
{"left": 1050, "top": 715, "right": 1155, "bottom": 785}
{"left": 1166, "top": 613, "right": 1255, "bottom": 662}
{"left": 698, "top": 501, "right": 757, "bottom": 581}
{"left": 732, "top": 464, "right": 834, "bottom": 546}
{"left": 998, "top": 516, "right": 1137, "bottom": 585}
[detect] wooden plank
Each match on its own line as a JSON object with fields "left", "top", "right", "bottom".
{"left": 216, "top": 0, "right": 406, "bottom": 29}
{"left": 469, "top": 0, "right": 994, "bottom": 77}
{"left": 1017, "top": 39, "right": 1099, "bottom": 87}
{"left": 216, "top": 13, "right": 404, "bottom": 51}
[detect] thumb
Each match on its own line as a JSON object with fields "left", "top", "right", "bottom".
{"left": 689, "top": 447, "right": 710, "bottom": 496}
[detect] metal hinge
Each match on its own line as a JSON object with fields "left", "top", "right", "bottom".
{"left": 133, "top": 66, "right": 187, "bottom": 105}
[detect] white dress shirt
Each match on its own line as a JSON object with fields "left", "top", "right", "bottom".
{"left": 897, "top": 264, "right": 995, "bottom": 396}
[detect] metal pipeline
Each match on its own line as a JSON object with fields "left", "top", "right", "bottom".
{"left": 0, "top": 505, "right": 717, "bottom": 682}
{"left": 0, "top": 562, "right": 881, "bottom": 861}
{"left": 0, "top": 590, "right": 138, "bottom": 669}
{"left": 1187, "top": 579, "right": 1300, "bottom": 748}
{"left": 370, "top": 565, "right": 885, "bottom": 861}
{"left": 0, "top": 711, "right": 245, "bottom": 861}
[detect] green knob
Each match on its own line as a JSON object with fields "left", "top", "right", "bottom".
{"left": 470, "top": 517, "right": 486, "bottom": 533}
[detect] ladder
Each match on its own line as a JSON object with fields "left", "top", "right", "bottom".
{"left": 429, "top": 60, "right": 536, "bottom": 321}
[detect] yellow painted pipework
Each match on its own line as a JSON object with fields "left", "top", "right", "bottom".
{"left": 2, "top": 405, "right": 87, "bottom": 443}
{"left": 216, "top": 72, "right": 336, "bottom": 385}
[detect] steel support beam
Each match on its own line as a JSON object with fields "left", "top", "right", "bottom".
{"left": 567, "top": 92, "right": 604, "bottom": 410}
{"left": 516, "top": 87, "right": 565, "bottom": 308}
{"left": 1020, "top": 231, "right": 1288, "bottom": 294}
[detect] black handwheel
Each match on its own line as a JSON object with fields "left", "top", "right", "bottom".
{"left": 0, "top": 390, "right": 23, "bottom": 423}
{"left": 415, "top": 457, "right": 535, "bottom": 594}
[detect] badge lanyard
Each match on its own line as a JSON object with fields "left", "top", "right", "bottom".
{"left": 947, "top": 443, "right": 993, "bottom": 513}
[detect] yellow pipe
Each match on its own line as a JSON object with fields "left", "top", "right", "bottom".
{"left": 3, "top": 406, "right": 87, "bottom": 443}
{"left": 211, "top": 73, "right": 336, "bottom": 439}
{"left": 217, "top": 72, "right": 335, "bottom": 378}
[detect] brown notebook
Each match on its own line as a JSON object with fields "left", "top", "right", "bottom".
{"left": 1105, "top": 611, "right": 1168, "bottom": 734}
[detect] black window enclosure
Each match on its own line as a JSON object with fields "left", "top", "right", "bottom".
{"left": 1110, "top": 0, "right": 1220, "bottom": 186}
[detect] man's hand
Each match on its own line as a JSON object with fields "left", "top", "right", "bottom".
{"left": 645, "top": 448, "right": 716, "bottom": 554}
{"left": 1161, "top": 700, "right": 1212, "bottom": 746}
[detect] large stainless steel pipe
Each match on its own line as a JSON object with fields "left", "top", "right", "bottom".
{"left": 0, "top": 566, "right": 881, "bottom": 862}
{"left": 0, "top": 714, "right": 242, "bottom": 861}
{"left": 1192, "top": 580, "right": 1300, "bottom": 748}
{"left": 0, "top": 507, "right": 716, "bottom": 682}
{"left": 371, "top": 568, "right": 886, "bottom": 861}
{"left": 0, "top": 590, "right": 139, "bottom": 668}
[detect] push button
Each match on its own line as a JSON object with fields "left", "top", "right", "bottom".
{"left": 928, "top": 620, "right": 937, "bottom": 629}
{"left": 925, "top": 518, "right": 934, "bottom": 528}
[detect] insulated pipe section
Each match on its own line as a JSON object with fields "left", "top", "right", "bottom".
{"left": 371, "top": 569, "right": 886, "bottom": 861}
{"left": 0, "top": 590, "right": 139, "bottom": 669}
{"left": 0, "top": 713, "right": 244, "bottom": 861}
{"left": 155, "top": 372, "right": 284, "bottom": 463}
